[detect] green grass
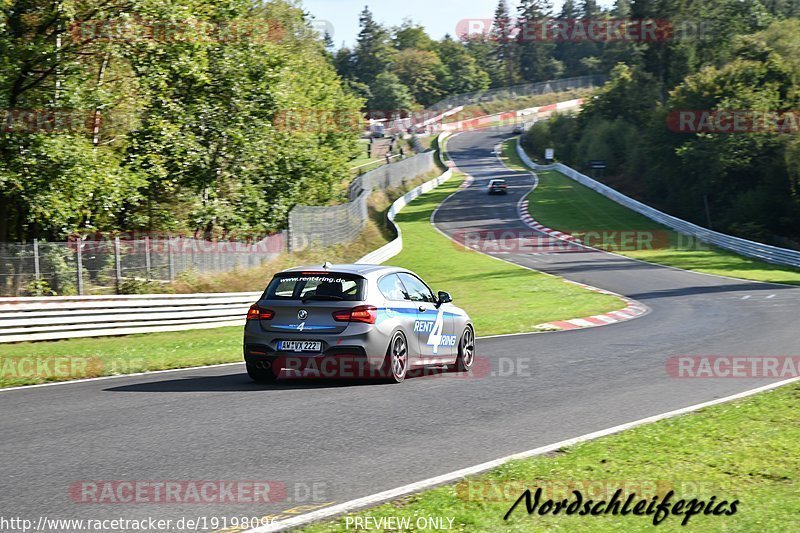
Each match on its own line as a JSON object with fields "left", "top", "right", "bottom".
{"left": 389, "top": 173, "right": 624, "bottom": 336}
{"left": 0, "top": 172, "right": 623, "bottom": 388}
{"left": 502, "top": 139, "right": 800, "bottom": 286}
{"left": 303, "top": 382, "right": 800, "bottom": 532}
{"left": 499, "top": 137, "right": 529, "bottom": 172}
{"left": 350, "top": 155, "right": 384, "bottom": 171}
{"left": 0, "top": 327, "right": 242, "bottom": 388}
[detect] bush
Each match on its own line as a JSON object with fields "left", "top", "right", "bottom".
{"left": 24, "top": 280, "right": 56, "bottom": 297}
{"left": 117, "top": 278, "right": 163, "bottom": 295}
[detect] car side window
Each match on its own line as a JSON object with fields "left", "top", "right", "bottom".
{"left": 378, "top": 274, "right": 408, "bottom": 301}
{"left": 397, "top": 273, "right": 434, "bottom": 303}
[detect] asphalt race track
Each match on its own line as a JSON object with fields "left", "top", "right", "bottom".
{"left": 2, "top": 129, "right": 799, "bottom": 529}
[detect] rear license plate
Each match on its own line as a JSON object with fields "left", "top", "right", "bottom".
{"left": 278, "top": 340, "right": 322, "bottom": 352}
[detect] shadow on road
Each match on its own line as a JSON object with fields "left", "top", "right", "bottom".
{"left": 102, "top": 365, "right": 463, "bottom": 393}
{"left": 104, "top": 372, "right": 390, "bottom": 393}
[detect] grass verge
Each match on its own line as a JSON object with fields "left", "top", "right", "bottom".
{"left": 303, "top": 382, "right": 800, "bottom": 532}
{"left": 0, "top": 172, "right": 624, "bottom": 388}
{"left": 502, "top": 139, "right": 800, "bottom": 286}
{"left": 389, "top": 173, "right": 624, "bottom": 336}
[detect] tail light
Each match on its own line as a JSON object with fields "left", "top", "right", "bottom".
{"left": 332, "top": 305, "right": 377, "bottom": 324}
{"left": 247, "top": 304, "right": 275, "bottom": 321}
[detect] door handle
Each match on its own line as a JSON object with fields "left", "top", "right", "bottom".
{"left": 418, "top": 306, "right": 426, "bottom": 312}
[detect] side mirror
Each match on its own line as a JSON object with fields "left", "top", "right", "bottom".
{"left": 437, "top": 291, "right": 453, "bottom": 306}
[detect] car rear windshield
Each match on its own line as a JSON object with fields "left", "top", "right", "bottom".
{"left": 264, "top": 273, "right": 366, "bottom": 302}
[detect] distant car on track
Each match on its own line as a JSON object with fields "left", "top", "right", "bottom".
{"left": 243, "top": 264, "right": 475, "bottom": 383}
{"left": 512, "top": 124, "right": 525, "bottom": 134}
{"left": 488, "top": 179, "right": 508, "bottom": 194}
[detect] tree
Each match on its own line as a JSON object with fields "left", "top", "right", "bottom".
{"left": 391, "top": 49, "right": 445, "bottom": 107}
{"left": 492, "top": 0, "right": 519, "bottom": 86}
{"left": 611, "top": 0, "right": 632, "bottom": 17}
{"left": 437, "top": 36, "right": 491, "bottom": 96}
{"left": 516, "top": 0, "right": 562, "bottom": 82}
{"left": 393, "top": 19, "right": 435, "bottom": 50}
{"left": 368, "top": 71, "right": 415, "bottom": 112}
{"left": 0, "top": 0, "right": 364, "bottom": 241}
{"left": 352, "top": 6, "right": 394, "bottom": 86}
{"left": 578, "top": 64, "right": 659, "bottom": 125}
{"left": 462, "top": 34, "right": 505, "bottom": 88}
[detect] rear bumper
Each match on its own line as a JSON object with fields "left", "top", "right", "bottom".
{"left": 244, "top": 346, "right": 389, "bottom": 378}
{"left": 243, "top": 324, "right": 390, "bottom": 377}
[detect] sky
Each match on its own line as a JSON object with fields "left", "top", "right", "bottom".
{"left": 303, "top": 0, "right": 615, "bottom": 48}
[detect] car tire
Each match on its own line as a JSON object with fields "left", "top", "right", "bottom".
{"left": 381, "top": 331, "right": 409, "bottom": 383}
{"left": 452, "top": 326, "right": 475, "bottom": 372}
{"left": 246, "top": 361, "right": 279, "bottom": 382}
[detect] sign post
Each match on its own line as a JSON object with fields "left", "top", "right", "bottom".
{"left": 588, "top": 160, "right": 607, "bottom": 179}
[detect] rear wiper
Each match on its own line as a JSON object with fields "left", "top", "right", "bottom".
{"left": 301, "top": 295, "right": 344, "bottom": 303}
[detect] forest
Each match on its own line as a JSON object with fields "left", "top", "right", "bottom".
{"left": 3, "top": 0, "right": 800, "bottom": 244}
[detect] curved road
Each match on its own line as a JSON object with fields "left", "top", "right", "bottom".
{"left": 1, "top": 129, "right": 798, "bottom": 530}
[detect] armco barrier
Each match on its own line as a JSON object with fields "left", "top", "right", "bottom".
{"left": 0, "top": 292, "right": 260, "bottom": 343}
{"left": 440, "top": 99, "right": 584, "bottom": 132}
{"left": 0, "top": 166, "right": 454, "bottom": 343}
{"left": 427, "top": 75, "right": 605, "bottom": 113}
{"left": 516, "top": 138, "right": 800, "bottom": 269}
{"left": 357, "top": 168, "right": 453, "bottom": 265}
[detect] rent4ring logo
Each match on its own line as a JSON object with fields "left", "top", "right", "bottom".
{"left": 413, "top": 308, "right": 457, "bottom": 353}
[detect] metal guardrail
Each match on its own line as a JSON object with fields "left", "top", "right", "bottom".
{"left": 0, "top": 167, "right": 454, "bottom": 343}
{"left": 0, "top": 91, "right": 596, "bottom": 343}
{"left": 516, "top": 139, "right": 800, "bottom": 269}
{"left": 289, "top": 152, "right": 438, "bottom": 251}
{"left": 0, "top": 292, "right": 260, "bottom": 343}
{"left": 439, "top": 99, "right": 585, "bottom": 132}
{"left": 426, "top": 75, "right": 606, "bottom": 113}
{"left": 357, "top": 167, "right": 454, "bottom": 265}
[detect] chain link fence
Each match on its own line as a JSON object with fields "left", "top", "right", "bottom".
{"left": 289, "top": 151, "right": 438, "bottom": 251}
{"left": 1, "top": 152, "right": 440, "bottom": 294}
{"left": 0, "top": 234, "right": 286, "bottom": 296}
{"left": 1, "top": 78, "right": 601, "bottom": 296}
{"left": 427, "top": 74, "right": 606, "bottom": 113}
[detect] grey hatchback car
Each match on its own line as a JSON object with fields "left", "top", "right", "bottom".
{"left": 243, "top": 264, "right": 475, "bottom": 383}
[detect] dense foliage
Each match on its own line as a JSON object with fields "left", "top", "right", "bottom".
{"left": 520, "top": 2, "right": 800, "bottom": 243}
{"left": 0, "top": 0, "right": 362, "bottom": 242}
{"left": 4, "top": 0, "right": 800, "bottom": 245}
